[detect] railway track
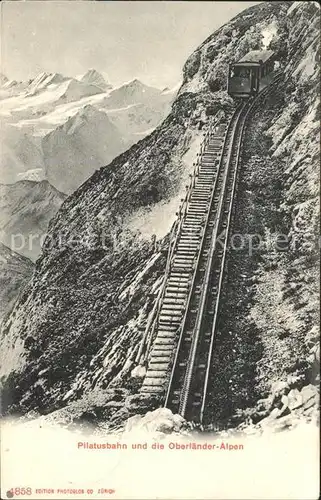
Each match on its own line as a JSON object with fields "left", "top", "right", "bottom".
{"left": 140, "top": 75, "right": 282, "bottom": 422}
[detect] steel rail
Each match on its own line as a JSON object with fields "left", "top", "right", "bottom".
{"left": 178, "top": 104, "right": 246, "bottom": 417}
{"left": 164, "top": 106, "right": 240, "bottom": 408}
{"left": 165, "top": 73, "right": 283, "bottom": 420}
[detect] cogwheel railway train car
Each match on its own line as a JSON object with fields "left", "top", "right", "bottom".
{"left": 227, "top": 50, "right": 276, "bottom": 98}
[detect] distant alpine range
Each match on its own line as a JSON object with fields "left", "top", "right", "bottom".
{"left": 0, "top": 70, "right": 178, "bottom": 194}
{"left": 0, "top": 70, "right": 178, "bottom": 264}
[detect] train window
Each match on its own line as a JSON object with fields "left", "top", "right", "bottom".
{"left": 231, "top": 66, "right": 251, "bottom": 78}
{"left": 240, "top": 68, "right": 250, "bottom": 77}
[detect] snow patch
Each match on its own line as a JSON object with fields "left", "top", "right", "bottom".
{"left": 125, "top": 130, "right": 203, "bottom": 239}
{"left": 262, "top": 21, "right": 278, "bottom": 49}
{"left": 131, "top": 364, "right": 146, "bottom": 379}
{"left": 293, "top": 44, "right": 317, "bottom": 79}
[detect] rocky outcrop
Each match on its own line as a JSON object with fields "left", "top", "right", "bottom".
{"left": 0, "top": 243, "right": 34, "bottom": 323}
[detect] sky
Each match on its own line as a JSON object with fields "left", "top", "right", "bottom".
{"left": 0, "top": 1, "right": 260, "bottom": 89}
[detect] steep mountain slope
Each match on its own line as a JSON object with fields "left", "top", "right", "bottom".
{"left": 0, "top": 243, "right": 34, "bottom": 323}
{"left": 0, "top": 1, "right": 319, "bottom": 432}
{"left": 0, "top": 181, "right": 66, "bottom": 261}
{"left": 0, "top": 75, "right": 175, "bottom": 192}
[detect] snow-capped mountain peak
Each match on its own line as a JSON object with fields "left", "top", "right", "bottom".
{"left": 105, "top": 79, "right": 165, "bottom": 109}
{"left": 17, "top": 168, "right": 45, "bottom": 183}
{"left": 128, "top": 78, "right": 143, "bottom": 86}
{"left": 0, "top": 73, "right": 9, "bottom": 86}
{"left": 27, "top": 72, "right": 68, "bottom": 95}
{"left": 2, "top": 79, "right": 19, "bottom": 90}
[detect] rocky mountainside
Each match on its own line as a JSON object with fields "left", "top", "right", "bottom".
{"left": 0, "top": 243, "right": 34, "bottom": 324}
{"left": 0, "top": 73, "right": 175, "bottom": 193}
{"left": 0, "top": 1, "right": 319, "bottom": 433}
{"left": 0, "top": 181, "right": 66, "bottom": 261}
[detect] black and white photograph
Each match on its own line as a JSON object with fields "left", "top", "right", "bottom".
{"left": 0, "top": 1, "right": 319, "bottom": 498}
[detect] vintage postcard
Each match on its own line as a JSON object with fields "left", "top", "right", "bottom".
{"left": 0, "top": 1, "right": 319, "bottom": 499}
